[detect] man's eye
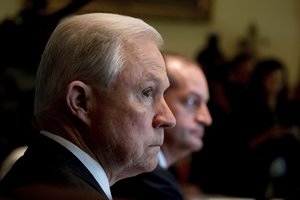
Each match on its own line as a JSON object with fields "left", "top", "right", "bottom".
{"left": 187, "top": 98, "right": 196, "bottom": 106}
{"left": 183, "top": 97, "right": 200, "bottom": 109}
{"left": 142, "top": 88, "right": 153, "bottom": 97}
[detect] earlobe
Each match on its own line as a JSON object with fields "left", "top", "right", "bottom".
{"left": 66, "top": 81, "right": 92, "bottom": 126}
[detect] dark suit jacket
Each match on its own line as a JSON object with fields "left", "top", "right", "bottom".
{"left": 111, "top": 164, "right": 184, "bottom": 200}
{"left": 286, "top": 188, "right": 300, "bottom": 200}
{"left": 0, "top": 133, "right": 108, "bottom": 200}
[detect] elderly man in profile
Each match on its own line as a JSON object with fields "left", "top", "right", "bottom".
{"left": 0, "top": 13, "right": 176, "bottom": 200}
{"left": 111, "top": 52, "right": 212, "bottom": 200}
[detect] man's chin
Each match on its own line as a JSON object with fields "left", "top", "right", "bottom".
{"left": 135, "top": 156, "right": 158, "bottom": 175}
{"left": 144, "top": 157, "right": 159, "bottom": 172}
{"left": 190, "top": 141, "right": 203, "bottom": 152}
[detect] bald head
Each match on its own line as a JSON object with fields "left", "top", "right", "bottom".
{"left": 160, "top": 52, "right": 212, "bottom": 167}
{"left": 163, "top": 53, "right": 207, "bottom": 93}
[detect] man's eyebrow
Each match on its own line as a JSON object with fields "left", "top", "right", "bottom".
{"left": 144, "top": 74, "right": 161, "bottom": 82}
{"left": 188, "top": 91, "right": 208, "bottom": 102}
{"left": 144, "top": 71, "right": 164, "bottom": 81}
{"left": 143, "top": 72, "right": 170, "bottom": 89}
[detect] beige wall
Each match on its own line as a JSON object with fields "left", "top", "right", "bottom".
{"left": 1, "top": 0, "right": 299, "bottom": 87}
{"left": 145, "top": 0, "right": 300, "bottom": 87}
{"left": 0, "top": 0, "right": 20, "bottom": 19}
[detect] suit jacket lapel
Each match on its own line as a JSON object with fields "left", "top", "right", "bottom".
{"left": 31, "top": 134, "right": 109, "bottom": 199}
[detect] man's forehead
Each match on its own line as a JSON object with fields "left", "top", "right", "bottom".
{"left": 143, "top": 69, "right": 168, "bottom": 84}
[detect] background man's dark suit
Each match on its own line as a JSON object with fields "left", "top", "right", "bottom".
{"left": 0, "top": 134, "right": 108, "bottom": 200}
{"left": 111, "top": 164, "right": 184, "bottom": 200}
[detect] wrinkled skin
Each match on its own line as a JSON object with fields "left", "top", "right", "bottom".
{"left": 86, "top": 37, "right": 176, "bottom": 184}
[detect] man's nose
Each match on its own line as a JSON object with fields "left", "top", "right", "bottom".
{"left": 152, "top": 99, "right": 176, "bottom": 129}
{"left": 196, "top": 104, "right": 212, "bottom": 126}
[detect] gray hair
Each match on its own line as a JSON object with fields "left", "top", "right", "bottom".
{"left": 34, "top": 13, "right": 163, "bottom": 120}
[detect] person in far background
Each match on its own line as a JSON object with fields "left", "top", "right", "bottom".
{"left": 0, "top": 0, "right": 91, "bottom": 73}
{"left": 0, "top": 13, "right": 176, "bottom": 200}
{"left": 0, "top": 0, "right": 91, "bottom": 170}
{"left": 196, "top": 33, "right": 226, "bottom": 82}
{"left": 111, "top": 52, "right": 212, "bottom": 200}
{"left": 234, "top": 58, "right": 300, "bottom": 199}
{"left": 189, "top": 53, "right": 256, "bottom": 198}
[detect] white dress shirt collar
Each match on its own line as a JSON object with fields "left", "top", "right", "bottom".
{"left": 158, "top": 150, "right": 168, "bottom": 169}
{"left": 41, "top": 130, "right": 112, "bottom": 200}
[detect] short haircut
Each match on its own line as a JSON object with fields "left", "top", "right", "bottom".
{"left": 34, "top": 13, "right": 163, "bottom": 121}
{"left": 162, "top": 51, "right": 202, "bottom": 90}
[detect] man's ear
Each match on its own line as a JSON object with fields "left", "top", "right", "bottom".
{"left": 66, "top": 81, "right": 92, "bottom": 126}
